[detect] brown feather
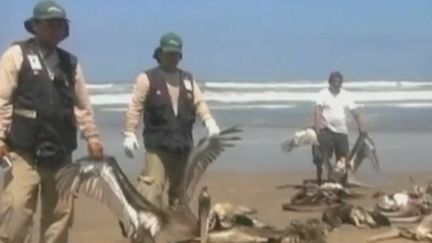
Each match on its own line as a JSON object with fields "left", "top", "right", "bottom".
{"left": 179, "top": 125, "right": 243, "bottom": 203}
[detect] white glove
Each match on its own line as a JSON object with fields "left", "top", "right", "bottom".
{"left": 123, "top": 132, "right": 140, "bottom": 158}
{"left": 204, "top": 118, "right": 220, "bottom": 137}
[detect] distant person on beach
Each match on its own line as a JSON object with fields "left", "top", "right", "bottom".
{"left": 314, "top": 71, "right": 367, "bottom": 184}
{"left": 0, "top": 1, "right": 104, "bottom": 242}
{"left": 123, "top": 32, "right": 220, "bottom": 208}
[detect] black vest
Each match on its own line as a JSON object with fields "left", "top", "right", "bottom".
{"left": 6, "top": 39, "right": 78, "bottom": 163}
{"left": 142, "top": 67, "right": 196, "bottom": 152}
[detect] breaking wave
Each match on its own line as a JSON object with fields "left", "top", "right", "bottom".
{"left": 87, "top": 80, "right": 432, "bottom": 108}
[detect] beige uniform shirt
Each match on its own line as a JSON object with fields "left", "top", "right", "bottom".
{"left": 0, "top": 44, "right": 100, "bottom": 147}
{"left": 125, "top": 68, "right": 213, "bottom": 133}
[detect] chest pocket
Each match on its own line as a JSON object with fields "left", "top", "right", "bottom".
{"left": 145, "top": 87, "right": 171, "bottom": 125}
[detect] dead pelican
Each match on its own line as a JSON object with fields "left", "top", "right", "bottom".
{"left": 55, "top": 125, "right": 242, "bottom": 242}
{"left": 369, "top": 214, "right": 432, "bottom": 242}
{"left": 193, "top": 200, "right": 327, "bottom": 242}
{"left": 281, "top": 128, "right": 378, "bottom": 187}
{"left": 280, "top": 128, "right": 319, "bottom": 153}
{"left": 281, "top": 182, "right": 364, "bottom": 212}
{"left": 280, "top": 219, "right": 328, "bottom": 243}
{"left": 207, "top": 202, "right": 260, "bottom": 230}
{"left": 192, "top": 210, "right": 328, "bottom": 243}
{"left": 373, "top": 179, "right": 432, "bottom": 224}
{"left": 322, "top": 203, "right": 390, "bottom": 229}
{"left": 347, "top": 133, "right": 379, "bottom": 173}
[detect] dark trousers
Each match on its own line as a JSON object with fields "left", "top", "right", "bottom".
{"left": 316, "top": 128, "right": 349, "bottom": 183}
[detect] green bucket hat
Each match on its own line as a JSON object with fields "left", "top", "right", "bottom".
{"left": 24, "top": 1, "right": 69, "bottom": 36}
{"left": 159, "top": 32, "right": 182, "bottom": 53}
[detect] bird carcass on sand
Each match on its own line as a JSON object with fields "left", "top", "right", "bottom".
{"left": 281, "top": 128, "right": 379, "bottom": 188}
{"left": 322, "top": 202, "right": 390, "bottom": 229}
{"left": 369, "top": 214, "right": 432, "bottom": 242}
{"left": 55, "top": 125, "right": 243, "bottom": 243}
{"left": 281, "top": 182, "right": 364, "bottom": 212}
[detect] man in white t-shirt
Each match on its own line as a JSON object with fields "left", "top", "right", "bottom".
{"left": 313, "top": 71, "right": 366, "bottom": 184}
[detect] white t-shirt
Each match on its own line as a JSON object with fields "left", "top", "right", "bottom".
{"left": 316, "top": 88, "right": 357, "bottom": 134}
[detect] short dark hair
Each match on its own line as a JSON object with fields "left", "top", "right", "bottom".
{"left": 328, "top": 71, "right": 343, "bottom": 82}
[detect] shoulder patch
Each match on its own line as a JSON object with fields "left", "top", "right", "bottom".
{"left": 184, "top": 78, "right": 193, "bottom": 91}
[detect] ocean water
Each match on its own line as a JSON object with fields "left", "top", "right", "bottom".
{"left": 89, "top": 80, "right": 432, "bottom": 107}
{"left": 89, "top": 80, "right": 432, "bottom": 131}
{"left": 76, "top": 80, "right": 432, "bottom": 173}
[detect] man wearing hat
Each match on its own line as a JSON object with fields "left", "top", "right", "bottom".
{"left": 0, "top": 1, "right": 104, "bottom": 242}
{"left": 123, "top": 32, "right": 220, "bottom": 208}
{"left": 314, "top": 71, "right": 367, "bottom": 184}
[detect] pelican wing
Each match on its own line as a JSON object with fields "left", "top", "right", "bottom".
{"left": 364, "top": 136, "right": 379, "bottom": 171}
{"left": 179, "top": 125, "right": 242, "bottom": 203}
{"left": 348, "top": 134, "right": 379, "bottom": 173}
{"left": 281, "top": 128, "right": 318, "bottom": 153}
{"left": 55, "top": 156, "right": 165, "bottom": 232}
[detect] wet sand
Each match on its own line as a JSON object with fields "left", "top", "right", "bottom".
{"left": 2, "top": 170, "right": 430, "bottom": 243}
{"left": 70, "top": 171, "right": 432, "bottom": 243}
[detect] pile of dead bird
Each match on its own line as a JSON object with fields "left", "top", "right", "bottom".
{"left": 200, "top": 177, "right": 432, "bottom": 243}
{"left": 280, "top": 128, "right": 432, "bottom": 242}
{"left": 52, "top": 125, "right": 432, "bottom": 242}
{"left": 278, "top": 179, "right": 432, "bottom": 242}
{"left": 55, "top": 125, "right": 329, "bottom": 243}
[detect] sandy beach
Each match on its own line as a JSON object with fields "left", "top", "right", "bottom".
{"left": 3, "top": 171, "right": 429, "bottom": 243}
{"left": 1, "top": 104, "right": 432, "bottom": 243}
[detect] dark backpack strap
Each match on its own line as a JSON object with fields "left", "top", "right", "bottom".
{"left": 144, "top": 67, "right": 164, "bottom": 99}
{"left": 56, "top": 48, "right": 77, "bottom": 89}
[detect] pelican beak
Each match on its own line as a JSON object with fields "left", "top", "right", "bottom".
{"left": 198, "top": 187, "right": 211, "bottom": 243}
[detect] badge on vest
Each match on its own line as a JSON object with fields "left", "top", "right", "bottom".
{"left": 27, "top": 54, "right": 43, "bottom": 72}
{"left": 183, "top": 79, "right": 193, "bottom": 92}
